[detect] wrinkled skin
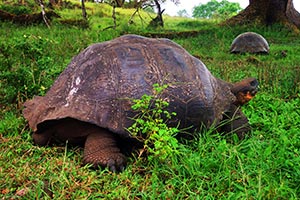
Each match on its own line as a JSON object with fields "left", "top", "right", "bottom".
{"left": 23, "top": 34, "right": 259, "bottom": 171}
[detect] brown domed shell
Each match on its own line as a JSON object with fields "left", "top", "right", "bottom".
{"left": 230, "top": 32, "right": 269, "bottom": 54}
{"left": 23, "top": 34, "right": 235, "bottom": 138}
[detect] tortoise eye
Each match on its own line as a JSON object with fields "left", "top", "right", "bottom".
{"left": 250, "top": 79, "right": 258, "bottom": 87}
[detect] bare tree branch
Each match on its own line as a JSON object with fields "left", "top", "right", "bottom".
{"left": 81, "top": 0, "right": 87, "bottom": 20}
{"left": 37, "top": 0, "right": 50, "bottom": 28}
{"left": 112, "top": 0, "right": 117, "bottom": 29}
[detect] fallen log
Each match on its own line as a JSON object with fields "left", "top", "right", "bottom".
{"left": 0, "top": 10, "right": 60, "bottom": 25}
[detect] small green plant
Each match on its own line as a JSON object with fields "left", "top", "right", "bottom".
{"left": 127, "top": 83, "right": 180, "bottom": 162}
{"left": 0, "top": 34, "right": 55, "bottom": 107}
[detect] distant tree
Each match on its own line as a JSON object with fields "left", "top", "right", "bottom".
{"left": 192, "top": 0, "right": 241, "bottom": 19}
{"left": 225, "top": 0, "right": 300, "bottom": 31}
{"left": 114, "top": 0, "right": 125, "bottom": 7}
{"left": 148, "top": 0, "right": 165, "bottom": 27}
{"left": 98, "top": 0, "right": 124, "bottom": 7}
{"left": 131, "top": 0, "right": 180, "bottom": 28}
{"left": 106, "top": 0, "right": 179, "bottom": 27}
{"left": 177, "top": 9, "right": 189, "bottom": 17}
{"left": 37, "top": 0, "right": 50, "bottom": 27}
{"left": 81, "top": 0, "right": 87, "bottom": 20}
{"left": 216, "top": 1, "right": 242, "bottom": 18}
{"left": 48, "top": 0, "right": 64, "bottom": 8}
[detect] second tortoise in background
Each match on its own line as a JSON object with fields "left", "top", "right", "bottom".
{"left": 230, "top": 32, "right": 270, "bottom": 54}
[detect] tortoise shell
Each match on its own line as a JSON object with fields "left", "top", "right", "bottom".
{"left": 23, "top": 34, "right": 236, "bottom": 138}
{"left": 230, "top": 32, "right": 269, "bottom": 54}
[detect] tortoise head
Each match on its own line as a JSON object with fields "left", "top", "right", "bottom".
{"left": 231, "top": 78, "right": 259, "bottom": 106}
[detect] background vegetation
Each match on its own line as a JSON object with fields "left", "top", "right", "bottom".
{"left": 192, "top": 0, "right": 242, "bottom": 19}
{"left": 0, "top": 0, "right": 299, "bottom": 199}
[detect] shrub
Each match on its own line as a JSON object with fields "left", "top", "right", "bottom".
{"left": 127, "top": 83, "right": 180, "bottom": 163}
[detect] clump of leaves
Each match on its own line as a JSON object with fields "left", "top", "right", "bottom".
{"left": 127, "top": 83, "right": 180, "bottom": 162}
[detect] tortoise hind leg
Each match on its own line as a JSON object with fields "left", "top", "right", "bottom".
{"left": 83, "top": 128, "right": 127, "bottom": 172}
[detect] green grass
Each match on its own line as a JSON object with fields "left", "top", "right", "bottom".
{"left": 0, "top": 2, "right": 300, "bottom": 199}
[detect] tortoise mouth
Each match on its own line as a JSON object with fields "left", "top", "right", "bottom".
{"left": 245, "top": 90, "right": 257, "bottom": 101}
{"left": 237, "top": 83, "right": 258, "bottom": 97}
{"left": 249, "top": 86, "right": 258, "bottom": 96}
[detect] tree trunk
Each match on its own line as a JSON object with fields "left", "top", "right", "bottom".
{"left": 112, "top": 1, "right": 117, "bottom": 29}
{"left": 48, "top": 0, "right": 64, "bottom": 8}
{"left": 149, "top": 0, "right": 164, "bottom": 28}
{"left": 81, "top": 0, "right": 87, "bottom": 20}
{"left": 115, "top": 0, "right": 125, "bottom": 7}
{"left": 224, "top": 0, "right": 300, "bottom": 30}
{"left": 37, "top": 0, "right": 50, "bottom": 28}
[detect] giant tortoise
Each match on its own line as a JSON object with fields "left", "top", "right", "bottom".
{"left": 230, "top": 32, "right": 269, "bottom": 54}
{"left": 23, "top": 34, "right": 258, "bottom": 171}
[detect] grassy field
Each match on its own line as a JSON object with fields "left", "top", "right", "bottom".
{"left": 1, "top": 2, "right": 300, "bottom": 199}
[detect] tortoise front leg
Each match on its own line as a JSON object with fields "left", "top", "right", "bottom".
{"left": 32, "top": 129, "right": 55, "bottom": 146}
{"left": 83, "top": 128, "right": 127, "bottom": 172}
{"left": 221, "top": 105, "right": 251, "bottom": 140}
